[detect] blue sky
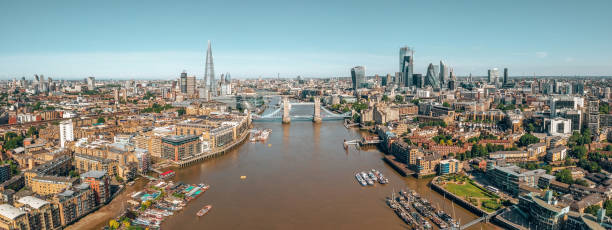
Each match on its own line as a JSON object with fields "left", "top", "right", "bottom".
{"left": 1, "top": 0, "right": 611, "bottom": 79}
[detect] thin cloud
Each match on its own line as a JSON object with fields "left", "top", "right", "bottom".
{"left": 535, "top": 52, "right": 548, "bottom": 58}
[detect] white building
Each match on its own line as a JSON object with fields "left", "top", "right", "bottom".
{"left": 59, "top": 119, "right": 74, "bottom": 148}
{"left": 416, "top": 89, "right": 431, "bottom": 98}
{"left": 545, "top": 117, "right": 572, "bottom": 136}
{"left": 62, "top": 111, "right": 77, "bottom": 118}
{"left": 87, "top": 77, "right": 95, "bottom": 91}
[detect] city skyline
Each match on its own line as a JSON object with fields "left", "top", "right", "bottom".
{"left": 1, "top": 0, "right": 612, "bottom": 79}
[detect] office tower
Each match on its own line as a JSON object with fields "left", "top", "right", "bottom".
{"left": 503, "top": 68, "right": 509, "bottom": 85}
{"left": 399, "top": 47, "right": 414, "bottom": 87}
{"left": 572, "top": 81, "right": 585, "bottom": 95}
{"left": 351, "top": 66, "right": 366, "bottom": 90}
{"left": 425, "top": 63, "right": 439, "bottom": 88}
{"left": 180, "top": 71, "right": 188, "bottom": 93}
{"left": 439, "top": 61, "right": 449, "bottom": 88}
{"left": 204, "top": 40, "right": 216, "bottom": 97}
{"left": 394, "top": 72, "right": 402, "bottom": 86}
{"left": 487, "top": 68, "right": 499, "bottom": 84}
{"left": 448, "top": 80, "right": 456, "bottom": 90}
{"left": 87, "top": 77, "right": 95, "bottom": 90}
{"left": 219, "top": 74, "right": 226, "bottom": 95}
{"left": 186, "top": 76, "right": 196, "bottom": 96}
{"left": 60, "top": 120, "right": 74, "bottom": 148}
{"left": 123, "top": 89, "right": 128, "bottom": 103}
{"left": 223, "top": 72, "right": 232, "bottom": 95}
{"left": 413, "top": 74, "right": 423, "bottom": 88}
{"left": 588, "top": 100, "right": 600, "bottom": 132}
{"left": 114, "top": 89, "right": 119, "bottom": 103}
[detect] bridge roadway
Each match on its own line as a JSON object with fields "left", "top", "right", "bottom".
{"left": 459, "top": 208, "right": 505, "bottom": 230}
{"left": 253, "top": 102, "right": 349, "bottom": 120}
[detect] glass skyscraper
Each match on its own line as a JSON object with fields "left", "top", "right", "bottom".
{"left": 439, "top": 60, "right": 449, "bottom": 88}
{"left": 205, "top": 40, "right": 215, "bottom": 97}
{"left": 351, "top": 66, "right": 366, "bottom": 90}
{"left": 399, "top": 46, "right": 413, "bottom": 87}
{"left": 425, "top": 63, "right": 439, "bottom": 88}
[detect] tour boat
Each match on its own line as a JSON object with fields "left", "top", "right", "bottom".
{"left": 197, "top": 205, "right": 212, "bottom": 217}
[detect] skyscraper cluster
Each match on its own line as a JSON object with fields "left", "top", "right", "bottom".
{"left": 350, "top": 46, "right": 458, "bottom": 91}
{"left": 173, "top": 40, "right": 233, "bottom": 100}
{"left": 397, "top": 46, "right": 455, "bottom": 89}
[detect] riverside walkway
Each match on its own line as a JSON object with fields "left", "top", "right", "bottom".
{"left": 175, "top": 131, "right": 250, "bottom": 167}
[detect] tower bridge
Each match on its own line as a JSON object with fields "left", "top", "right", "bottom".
{"left": 253, "top": 96, "right": 350, "bottom": 122}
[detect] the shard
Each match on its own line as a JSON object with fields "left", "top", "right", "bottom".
{"left": 204, "top": 40, "right": 215, "bottom": 97}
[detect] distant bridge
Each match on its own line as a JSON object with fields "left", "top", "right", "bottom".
{"left": 252, "top": 96, "right": 350, "bottom": 122}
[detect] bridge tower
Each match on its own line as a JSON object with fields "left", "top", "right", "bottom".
{"left": 282, "top": 96, "right": 291, "bottom": 124}
{"left": 313, "top": 96, "right": 322, "bottom": 123}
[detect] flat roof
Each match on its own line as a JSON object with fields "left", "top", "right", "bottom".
{"left": 0, "top": 204, "right": 26, "bottom": 220}
{"left": 80, "top": 170, "right": 107, "bottom": 179}
{"left": 17, "top": 196, "right": 49, "bottom": 209}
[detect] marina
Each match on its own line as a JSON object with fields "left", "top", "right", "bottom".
{"left": 250, "top": 128, "right": 271, "bottom": 142}
{"left": 355, "top": 169, "right": 389, "bottom": 186}
{"left": 110, "top": 179, "right": 211, "bottom": 229}
{"left": 387, "top": 188, "right": 461, "bottom": 230}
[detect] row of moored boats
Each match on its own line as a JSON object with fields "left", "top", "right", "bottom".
{"left": 355, "top": 169, "right": 389, "bottom": 186}
{"left": 386, "top": 188, "right": 460, "bottom": 230}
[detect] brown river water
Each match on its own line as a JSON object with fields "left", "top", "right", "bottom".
{"left": 70, "top": 120, "right": 498, "bottom": 229}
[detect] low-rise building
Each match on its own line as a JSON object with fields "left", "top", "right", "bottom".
{"left": 161, "top": 135, "right": 201, "bottom": 162}
{"left": 0, "top": 204, "right": 29, "bottom": 230}
{"left": 439, "top": 159, "right": 462, "bottom": 175}
{"left": 488, "top": 165, "right": 546, "bottom": 196}
{"left": 546, "top": 146, "right": 568, "bottom": 162}
{"left": 51, "top": 183, "right": 96, "bottom": 226}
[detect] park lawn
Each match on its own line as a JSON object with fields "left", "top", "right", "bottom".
{"left": 444, "top": 182, "right": 494, "bottom": 199}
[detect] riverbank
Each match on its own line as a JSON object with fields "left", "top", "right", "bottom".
{"left": 430, "top": 175, "right": 503, "bottom": 216}
{"left": 66, "top": 178, "right": 148, "bottom": 230}
{"left": 175, "top": 129, "right": 250, "bottom": 167}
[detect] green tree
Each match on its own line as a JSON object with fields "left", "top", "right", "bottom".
{"left": 517, "top": 134, "right": 540, "bottom": 147}
{"left": 442, "top": 102, "right": 450, "bottom": 108}
{"left": 382, "top": 95, "right": 389, "bottom": 102}
{"left": 571, "top": 146, "right": 588, "bottom": 159}
{"left": 584, "top": 205, "right": 601, "bottom": 216}
{"left": 600, "top": 103, "right": 610, "bottom": 114}
{"left": 555, "top": 169, "right": 573, "bottom": 184}
{"left": 352, "top": 113, "right": 360, "bottom": 123}
{"left": 351, "top": 102, "right": 368, "bottom": 112}
{"left": 26, "top": 126, "right": 38, "bottom": 137}
{"left": 604, "top": 199, "right": 612, "bottom": 217}
{"left": 177, "top": 108, "right": 186, "bottom": 116}
{"left": 69, "top": 170, "right": 79, "bottom": 178}
{"left": 97, "top": 117, "right": 105, "bottom": 124}
{"left": 395, "top": 95, "right": 404, "bottom": 103}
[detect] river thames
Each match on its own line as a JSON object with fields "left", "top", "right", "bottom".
{"left": 158, "top": 119, "right": 498, "bottom": 230}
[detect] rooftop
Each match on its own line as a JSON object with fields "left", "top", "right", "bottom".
{"left": 80, "top": 170, "right": 107, "bottom": 179}
{"left": 0, "top": 204, "right": 26, "bottom": 220}
{"left": 17, "top": 196, "right": 50, "bottom": 209}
